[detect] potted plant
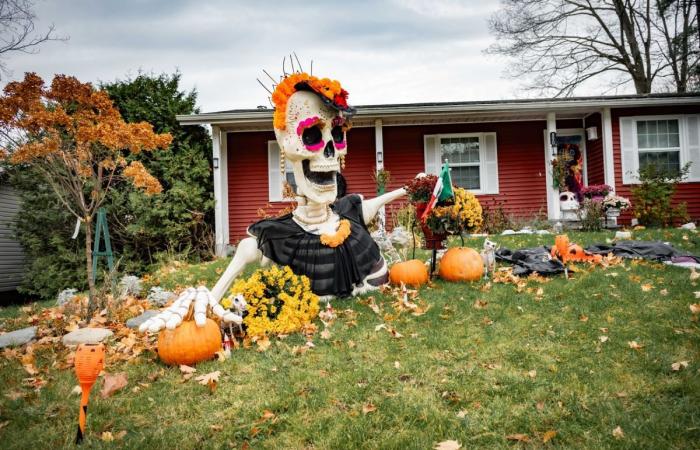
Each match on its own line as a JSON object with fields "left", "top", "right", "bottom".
{"left": 602, "top": 193, "right": 631, "bottom": 218}
{"left": 405, "top": 175, "right": 446, "bottom": 249}
{"left": 580, "top": 184, "right": 612, "bottom": 200}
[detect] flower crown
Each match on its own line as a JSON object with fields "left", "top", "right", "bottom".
{"left": 268, "top": 72, "right": 353, "bottom": 131}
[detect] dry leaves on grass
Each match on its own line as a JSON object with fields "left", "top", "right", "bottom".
{"left": 100, "top": 372, "right": 128, "bottom": 398}
{"left": 506, "top": 433, "right": 530, "bottom": 442}
{"left": 641, "top": 283, "right": 654, "bottom": 292}
{"left": 628, "top": 341, "right": 644, "bottom": 350}
{"left": 473, "top": 299, "right": 488, "bottom": 309}
{"left": 690, "top": 304, "right": 700, "bottom": 314}
{"left": 101, "top": 430, "right": 127, "bottom": 441}
{"left": 362, "top": 403, "right": 377, "bottom": 414}
{"left": 612, "top": 426, "right": 625, "bottom": 439}
{"left": 671, "top": 360, "right": 689, "bottom": 371}
{"left": 195, "top": 371, "right": 220, "bottom": 394}
{"left": 542, "top": 430, "right": 557, "bottom": 443}
{"left": 434, "top": 440, "right": 461, "bottom": 450}
{"left": 180, "top": 364, "right": 196, "bottom": 380}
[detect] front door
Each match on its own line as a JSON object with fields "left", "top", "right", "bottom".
{"left": 555, "top": 130, "right": 587, "bottom": 194}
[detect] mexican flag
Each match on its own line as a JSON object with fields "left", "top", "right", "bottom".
{"left": 420, "top": 161, "right": 454, "bottom": 222}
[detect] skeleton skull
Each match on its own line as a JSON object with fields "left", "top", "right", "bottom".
{"left": 274, "top": 90, "right": 349, "bottom": 204}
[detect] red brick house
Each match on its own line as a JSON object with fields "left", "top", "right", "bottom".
{"left": 178, "top": 94, "right": 700, "bottom": 256}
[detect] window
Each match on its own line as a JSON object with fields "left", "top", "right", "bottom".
{"left": 441, "top": 136, "right": 481, "bottom": 190}
{"left": 636, "top": 119, "right": 681, "bottom": 175}
{"left": 424, "top": 132, "right": 499, "bottom": 194}
{"left": 268, "top": 141, "right": 296, "bottom": 202}
{"left": 619, "top": 115, "right": 700, "bottom": 184}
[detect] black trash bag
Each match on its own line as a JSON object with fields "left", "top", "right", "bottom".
{"left": 585, "top": 240, "right": 700, "bottom": 264}
{"left": 496, "top": 246, "right": 566, "bottom": 276}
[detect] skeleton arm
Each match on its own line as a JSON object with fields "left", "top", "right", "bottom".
{"left": 361, "top": 188, "right": 407, "bottom": 226}
{"left": 139, "top": 237, "right": 263, "bottom": 333}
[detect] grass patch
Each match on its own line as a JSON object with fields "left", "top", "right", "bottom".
{"left": 1, "top": 229, "right": 699, "bottom": 448}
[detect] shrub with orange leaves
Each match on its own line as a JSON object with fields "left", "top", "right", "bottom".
{"left": 0, "top": 72, "right": 172, "bottom": 314}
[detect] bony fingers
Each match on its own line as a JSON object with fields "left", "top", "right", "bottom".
{"left": 148, "top": 318, "right": 166, "bottom": 333}
{"left": 165, "top": 316, "right": 181, "bottom": 330}
{"left": 222, "top": 312, "right": 243, "bottom": 325}
{"left": 194, "top": 311, "right": 207, "bottom": 327}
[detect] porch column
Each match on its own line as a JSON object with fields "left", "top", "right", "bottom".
{"left": 374, "top": 119, "right": 386, "bottom": 226}
{"left": 545, "top": 112, "right": 561, "bottom": 220}
{"left": 601, "top": 107, "right": 616, "bottom": 189}
{"left": 211, "top": 125, "right": 230, "bottom": 257}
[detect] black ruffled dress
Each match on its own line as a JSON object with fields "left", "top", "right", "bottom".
{"left": 247, "top": 194, "right": 383, "bottom": 297}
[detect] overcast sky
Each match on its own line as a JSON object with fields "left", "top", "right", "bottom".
{"left": 4, "top": 0, "right": 627, "bottom": 113}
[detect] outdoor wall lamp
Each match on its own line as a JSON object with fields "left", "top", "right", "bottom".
{"left": 213, "top": 157, "right": 219, "bottom": 169}
{"left": 549, "top": 131, "right": 558, "bottom": 156}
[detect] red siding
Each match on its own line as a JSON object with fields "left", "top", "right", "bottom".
{"left": 584, "top": 113, "right": 605, "bottom": 185}
{"left": 611, "top": 105, "right": 700, "bottom": 224}
{"left": 227, "top": 129, "right": 377, "bottom": 241}
{"left": 382, "top": 121, "right": 552, "bottom": 224}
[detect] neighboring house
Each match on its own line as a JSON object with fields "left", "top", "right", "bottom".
{"left": 177, "top": 94, "right": 700, "bottom": 256}
{"left": 0, "top": 183, "right": 25, "bottom": 292}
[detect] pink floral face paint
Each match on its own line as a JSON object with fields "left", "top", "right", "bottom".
{"left": 296, "top": 116, "right": 324, "bottom": 151}
{"left": 331, "top": 116, "right": 347, "bottom": 150}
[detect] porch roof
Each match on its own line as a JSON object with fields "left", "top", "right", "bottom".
{"left": 177, "top": 92, "right": 700, "bottom": 131}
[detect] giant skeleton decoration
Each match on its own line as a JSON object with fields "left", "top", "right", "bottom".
{"left": 140, "top": 72, "right": 411, "bottom": 333}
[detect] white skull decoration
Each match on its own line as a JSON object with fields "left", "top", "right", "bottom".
{"left": 274, "top": 91, "right": 348, "bottom": 204}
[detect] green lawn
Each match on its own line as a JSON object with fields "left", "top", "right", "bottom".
{"left": 1, "top": 229, "right": 699, "bottom": 449}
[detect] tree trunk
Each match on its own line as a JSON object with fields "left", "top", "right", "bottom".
{"left": 85, "top": 218, "right": 98, "bottom": 318}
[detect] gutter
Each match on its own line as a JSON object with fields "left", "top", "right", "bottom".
{"left": 177, "top": 95, "right": 700, "bottom": 126}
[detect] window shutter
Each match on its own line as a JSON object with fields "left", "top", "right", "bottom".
{"left": 684, "top": 115, "right": 700, "bottom": 182}
{"left": 268, "top": 141, "right": 282, "bottom": 202}
{"left": 481, "top": 132, "right": 499, "bottom": 194}
{"left": 424, "top": 135, "right": 440, "bottom": 175}
{"left": 619, "top": 117, "right": 638, "bottom": 184}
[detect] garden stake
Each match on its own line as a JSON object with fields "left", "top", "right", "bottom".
{"left": 74, "top": 343, "right": 105, "bottom": 444}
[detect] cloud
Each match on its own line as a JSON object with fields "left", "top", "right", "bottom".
{"left": 2, "top": 0, "right": 628, "bottom": 112}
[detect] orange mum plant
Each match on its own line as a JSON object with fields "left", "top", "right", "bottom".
{"left": 0, "top": 73, "right": 172, "bottom": 313}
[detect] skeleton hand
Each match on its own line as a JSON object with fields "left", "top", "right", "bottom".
{"left": 139, "top": 286, "right": 243, "bottom": 333}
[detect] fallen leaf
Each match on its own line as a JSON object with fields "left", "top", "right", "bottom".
{"left": 362, "top": 403, "right": 377, "bottom": 414}
{"left": 394, "top": 361, "right": 400, "bottom": 369}
{"left": 434, "top": 440, "right": 461, "bottom": 450}
{"left": 100, "top": 372, "right": 128, "bottom": 398}
{"left": 671, "top": 360, "right": 689, "bottom": 371}
{"left": 612, "top": 426, "right": 624, "bottom": 439}
{"left": 210, "top": 424, "right": 223, "bottom": 432}
{"left": 374, "top": 323, "right": 387, "bottom": 332}
{"left": 215, "top": 349, "right": 229, "bottom": 362}
{"left": 0, "top": 421, "right": 10, "bottom": 431}
{"left": 627, "top": 341, "right": 644, "bottom": 350}
{"left": 5, "top": 390, "right": 25, "bottom": 401}
{"left": 690, "top": 268, "right": 700, "bottom": 281}
{"left": 180, "top": 364, "right": 196, "bottom": 380}
{"left": 641, "top": 283, "right": 653, "bottom": 292}
{"left": 690, "top": 304, "right": 700, "bottom": 314}
{"left": 615, "top": 391, "right": 628, "bottom": 398}
{"left": 320, "top": 328, "right": 331, "bottom": 340}
{"left": 579, "top": 314, "right": 589, "bottom": 322}
{"left": 101, "top": 431, "right": 114, "bottom": 442}
{"left": 506, "top": 433, "right": 530, "bottom": 442}
{"left": 71, "top": 385, "right": 82, "bottom": 395}
{"left": 694, "top": 291, "right": 700, "bottom": 299}
{"left": 660, "top": 289, "right": 668, "bottom": 296}
{"left": 456, "top": 410, "right": 468, "bottom": 418}
{"left": 473, "top": 299, "right": 488, "bottom": 309}
{"left": 599, "top": 336, "right": 609, "bottom": 343}
{"left": 256, "top": 336, "right": 271, "bottom": 352}
{"left": 527, "top": 370, "right": 537, "bottom": 379}
{"left": 195, "top": 371, "right": 220, "bottom": 393}
{"left": 542, "top": 430, "right": 557, "bottom": 443}
{"left": 535, "top": 401, "right": 545, "bottom": 411}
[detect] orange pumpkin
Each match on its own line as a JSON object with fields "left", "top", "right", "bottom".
{"left": 389, "top": 259, "right": 430, "bottom": 287}
{"left": 157, "top": 314, "right": 221, "bottom": 366}
{"left": 438, "top": 247, "right": 484, "bottom": 282}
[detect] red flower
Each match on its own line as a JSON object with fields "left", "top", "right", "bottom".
{"left": 334, "top": 89, "right": 349, "bottom": 108}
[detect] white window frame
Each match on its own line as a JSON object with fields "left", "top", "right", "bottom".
{"left": 425, "top": 132, "right": 499, "bottom": 195}
{"left": 268, "top": 140, "right": 296, "bottom": 202}
{"left": 620, "top": 114, "right": 699, "bottom": 184}
{"left": 635, "top": 117, "right": 682, "bottom": 173}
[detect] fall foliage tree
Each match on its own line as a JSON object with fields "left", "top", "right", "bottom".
{"left": 0, "top": 73, "right": 171, "bottom": 313}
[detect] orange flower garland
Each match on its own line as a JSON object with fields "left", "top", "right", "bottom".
{"left": 320, "top": 219, "right": 351, "bottom": 248}
{"left": 271, "top": 72, "right": 347, "bottom": 130}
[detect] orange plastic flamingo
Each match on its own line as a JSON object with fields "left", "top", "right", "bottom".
{"left": 74, "top": 343, "right": 105, "bottom": 443}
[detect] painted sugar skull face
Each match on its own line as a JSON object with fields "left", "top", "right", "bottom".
{"left": 274, "top": 90, "right": 349, "bottom": 204}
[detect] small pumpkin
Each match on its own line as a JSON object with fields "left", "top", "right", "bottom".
{"left": 438, "top": 247, "right": 484, "bottom": 282}
{"left": 389, "top": 259, "right": 430, "bottom": 287}
{"left": 157, "top": 308, "right": 221, "bottom": 366}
